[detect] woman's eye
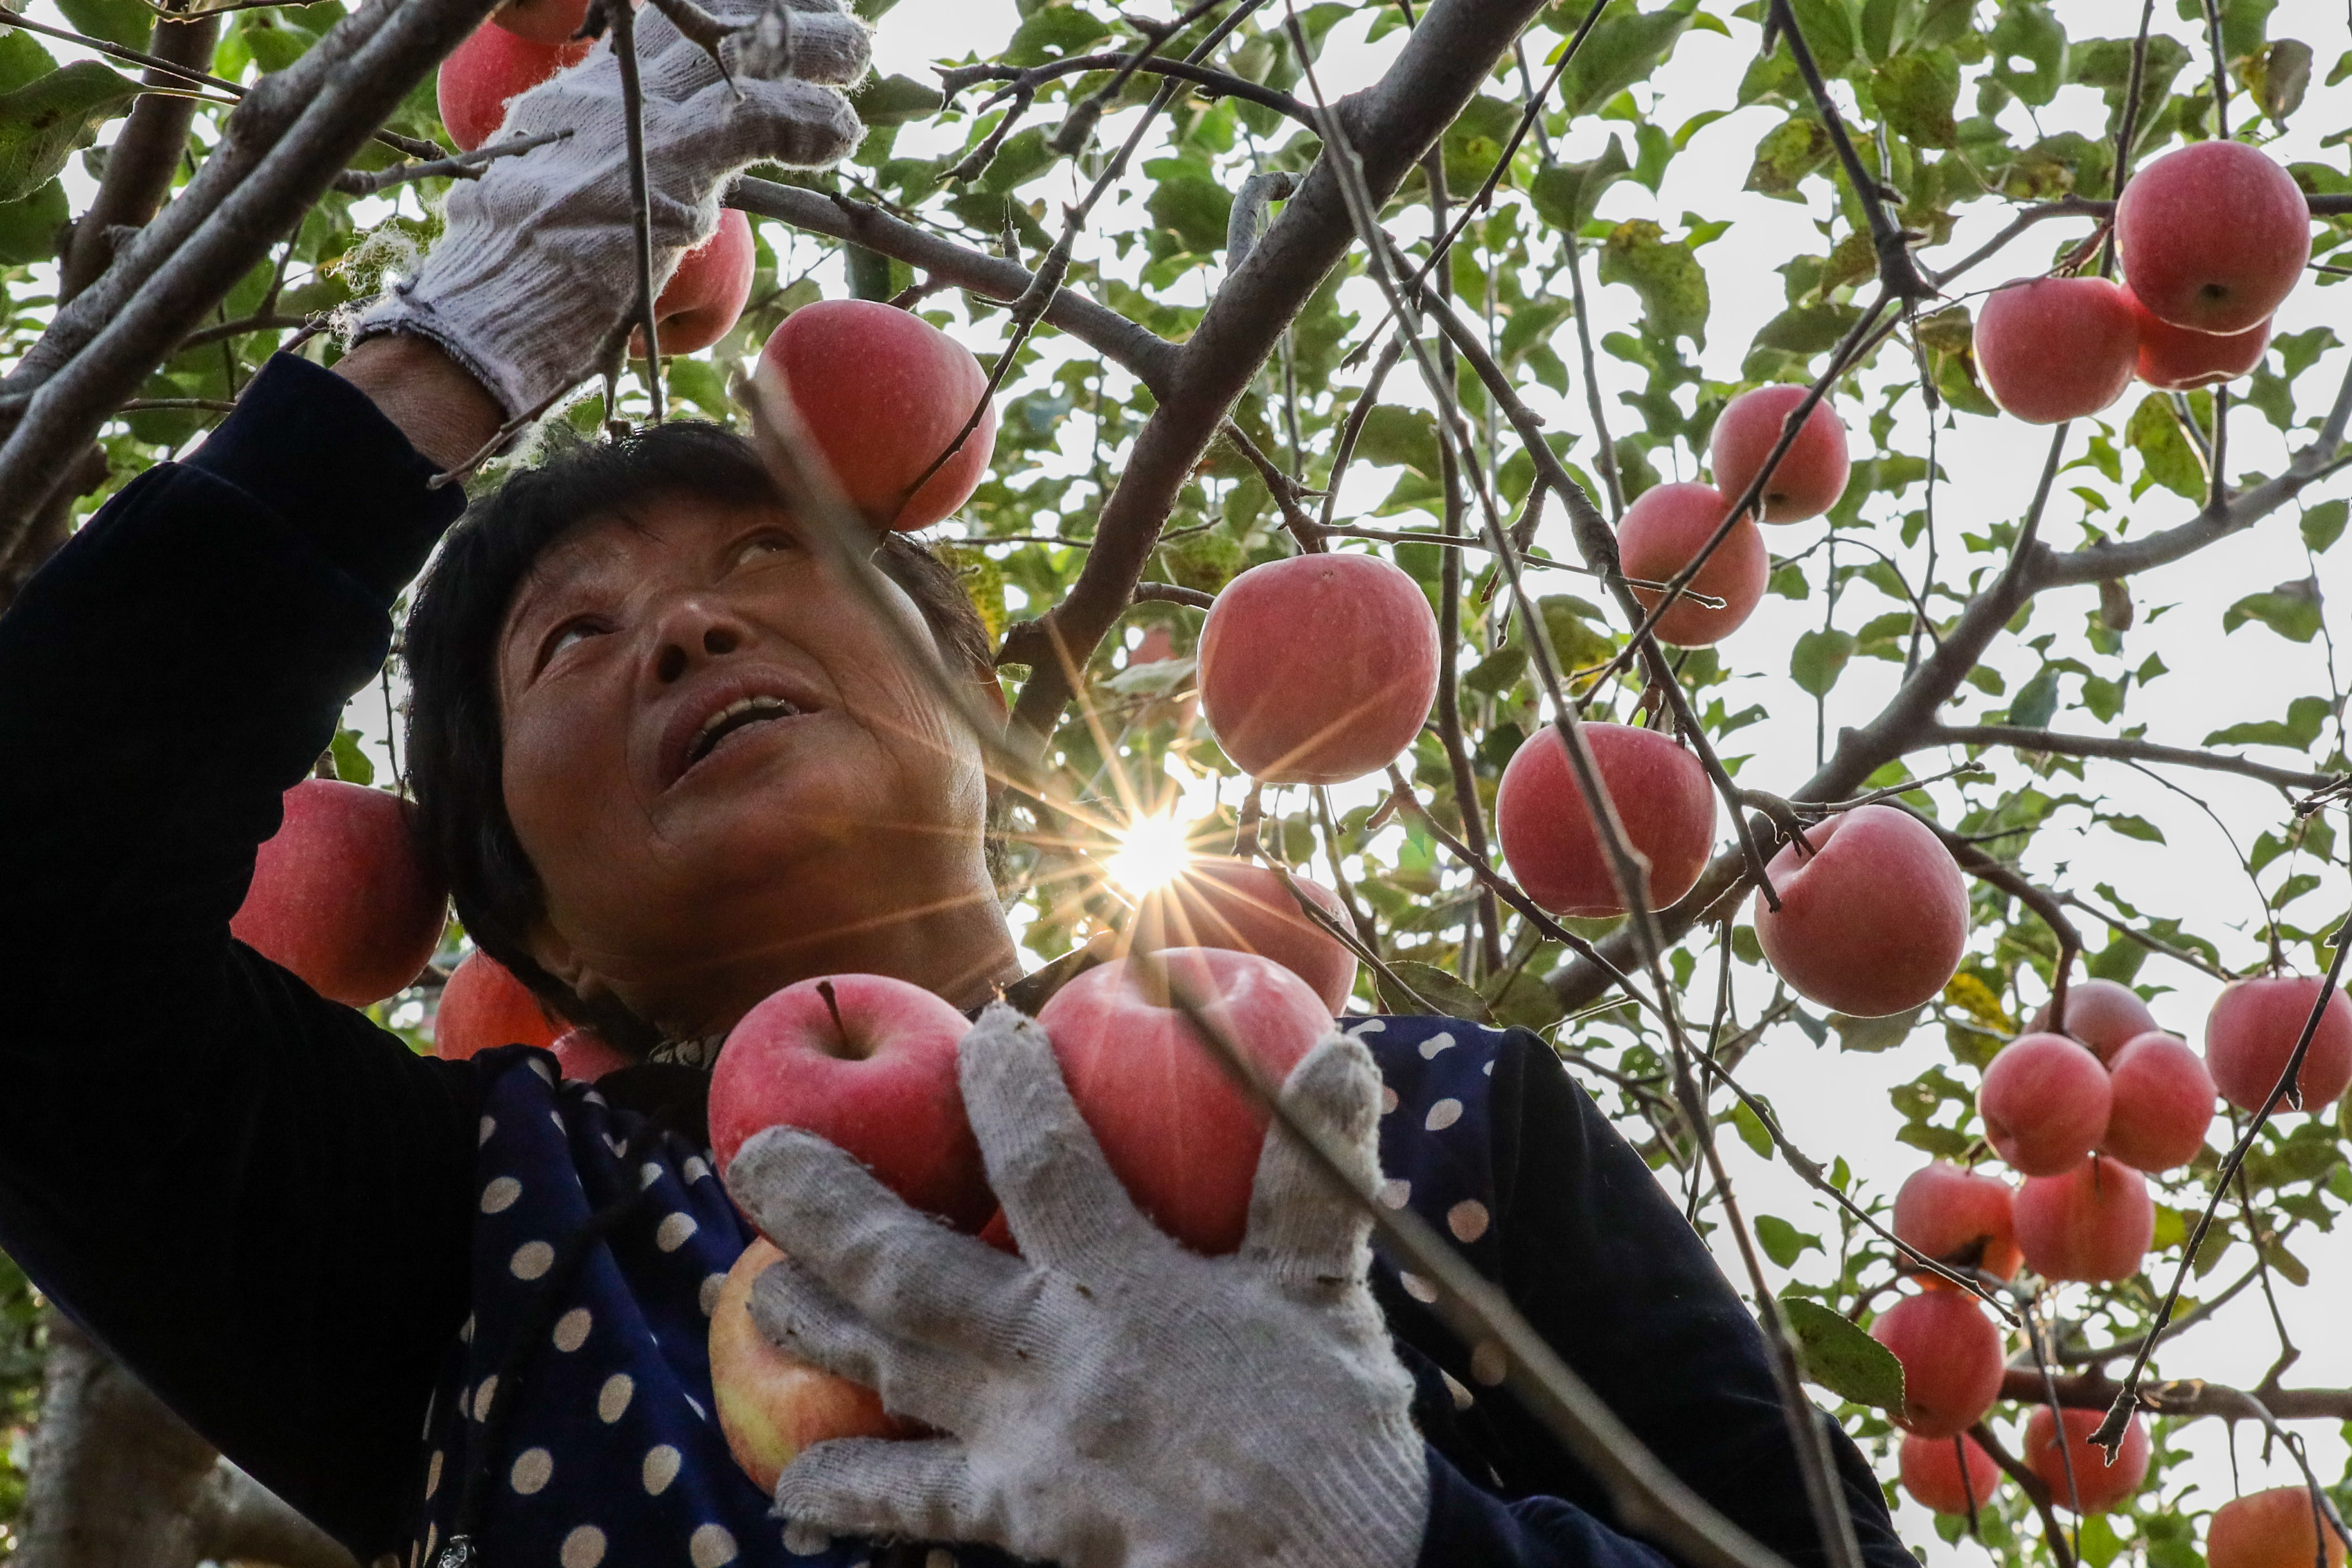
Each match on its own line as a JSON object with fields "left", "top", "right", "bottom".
{"left": 537, "top": 618, "right": 607, "bottom": 670}
{"left": 734, "top": 531, "right": 798, "bottom": 566}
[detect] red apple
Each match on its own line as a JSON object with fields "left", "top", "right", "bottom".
{"left": 1036, "top": 947, "right": 1333, "bottom": 1256}
{"left": 1752, "top": 804, "right": 1970, "bottom": 1018}
{"left": 1901, "top": 1432, "right": 2003, "bottom": 1517}
{"left": 1893, "top": 1161, "right": 2021, "bottom": 1286}
{"left": 709, "top": 974, "right": 990, "bottom": 1231}
{"left": 1869, "top": 1290, "right": 2007, "bottom": 1440}
{"left": 709, "top": 1237, "right": 911, "bottom": 1493}
{"left": 2099, "top": 1031, "right": 2216, "bottom": 1173}
{"left": 1496, "top": 721, "right": 1716, "bottom": 917}
{"left": 436, "top": 23, "right": 591, "bottom": 153}
{"left": 2014, "top": 1156, "right": 2153, "bottom": 1283}
{"left": 2029, "top": 978, "right": 2159, "bottom": 1063}
{"left": 1979, "top": 1032, "right": 2112, "bottom": 1176}
{"left": 2023, "top": 1405, "right": 2150, "bottom": 1514}
{"left": 2118, "top": 142, "right": 2311, "bottom": 336}
{"left": 550, "top": 1028, "right": 633, "bottom": 1082}
{"left": 753, "top": 298, "right": 997, "bottom": 532}
{"left": 231, "top": 778, "right": 447, "bottom": 1008}
{"left": 1196, "top": 552, "right": 1441, "bottom": 786}
{"left": 490, "top": 0, "right": 591, "bottom": 45}
{"left": 627, "top": 209, "right": 755, "bottom": 359}
{"left": 2210, "top": 1486, "right": 2350, "bottom": 1568}
{"left": 1974, "top": 277, "right": 2140, "bottom": 424}
{"left": 1616, "top": 483, "right": 1769, "bottom": 645}
{"left": 433, "top": 951, "right": 559, "bottom": 1060}
{"left": 1127, "top": 858, "right": 1357, "bottom": 1012}
{"left": 1707, "top": 384, "right": 1851, "bottom": 523}
{"left": 2130, "top": 289, "right": 2271, "bottom": 391}
{"left": 2204, "top": 975, "right": 2352, "bottom": 1115}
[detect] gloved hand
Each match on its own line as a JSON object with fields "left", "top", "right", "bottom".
{"left": 355, "top": 0, "right": 869, "bottom": 421}
{"left": 723, "top": 1003, "right": 1430, "bottom": 1568}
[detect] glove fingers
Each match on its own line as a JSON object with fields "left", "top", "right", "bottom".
{"left": 749, "top": 1256, "right": 986, "bottom": 1433}
{"left": 1239, "top": 1033, "right": 1383, "bottom": 1294}
{"left": 774, "top": 1437, "right": 1000, "bottom": 1547}
{"left": 725, "top": 1126, "right": 1031, "bottom": 1354}
{"left": 960, "top": 1003, "right": 1160, "bottom": 1270}
{"left": 711, "top": 75, "right": 866, "bottom": 168}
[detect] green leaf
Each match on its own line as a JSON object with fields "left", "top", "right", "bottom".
{"left": 1789, "top": 627, "right": 1854, "bottom": 697}
{"left": 2223, "top": 577, "right": 2324, "bottom": 643}
{"left": 2204, "top": 694, "right": 2333, "bottom": 749}
{"left": 1485, "top": 968, "right": 1567, "bottom": 1031}
{"left": 328, "top": 728, "right": 376, "bottom": 787}
{"left": 1462, "top": 643, "right": 1528, "bottom": 697}
{"left": 2101, "top": 813, "right": 2166, "bottom": 844}
{"left": 1556, "top": 1, "right": 1698, "bottom": 119}
{"left": 2007, "top": 663, "right": 2060, "bottom": 728}
{"left": 1529, "top": 135, "right": 1631, "bottom": 232}
{"left": 2301, "top": 498, "right": 2348, "bottom": 554}
{"left": 1353, "top": 406, "right": 1441, "bottom": 479}
{"left": 0, "top": 175, "right": 66, "bottom": 265}
{"left": 1784, "top": 1295, "right": 1904, "bottom": 1409}
{"left": 1374, "top": 959, "right": 1490, "bottom": 1023}
{"left": 2246, "top": 38, "right": 2313, "bottom": 122}
{"left": 2126, "top": 395, "right": 2205, "bottom": 501}
{"left": 1597, "top": 219, "right": 1709, "bottom": 347}
{"left": 55, "top": 0, "right": 153, "bottom": 48}
{"left": 0, "top": 30, "right": 59, "bottom": 95}
{"left": 1754, "top": 1215, "right": 1820, "bottom": 1268}
{"left": 1874, "top": 48, "right": 1959, "bottom": 148}
{"left": 1145, "top": 173, "right": 1232, "bottom": 254}
{"left": 0, "top": 61, "right": 142, "bottom": 204}
{"left": 1001, "top": 5, "right": 1112, "bottom": 67}
{"left": 1530, "top": 595, "right": 1619, "bottom": 671}
{"left": 1730, "top": 1099, "right": 1776, "bottom": 1158}
{"left": 664, "top": 355, "right": 733, "bottom": 418}
{"left": 1744, "top": 117, "right": 1834, "bottom": 197}
{"left": 1750, "top": 301, "right": 1863, "bottom": 355}
{"left": 1833, "top": 1008, "right": 1923, "bottom": 1053}
{"left": 850, "top": 73, "right": 945, "bottom": 126}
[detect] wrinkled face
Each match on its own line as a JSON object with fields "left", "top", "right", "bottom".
{"left": 495, "top": 492, "right": 1008, "bottom": 1032}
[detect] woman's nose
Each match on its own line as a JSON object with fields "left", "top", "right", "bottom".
{"left": 651, "top": 603, "right": 748, "bottom": 684}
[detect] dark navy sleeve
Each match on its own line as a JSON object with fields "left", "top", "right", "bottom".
{"left": 0, "top": 355, "right": 483, "bottom": 1560}
{"left": 1419, "top": 1445, "right": 1678, "bottom": 1568}
{"left": 1361, "top": 1017, "right": 1910, "bottom": 1568}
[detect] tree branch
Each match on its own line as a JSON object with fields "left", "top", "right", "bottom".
{"left": 1998, "top": 1367, "right": 2352, "bottom": 1423}
{"left": 57, "top": 13, "right": 225, "bottom": 302}
{"left": 1930, "top": 724, "right": 2338, "bottom": 792}
{"left": 940, "top": 52, "right": 1312, "bottom": 127}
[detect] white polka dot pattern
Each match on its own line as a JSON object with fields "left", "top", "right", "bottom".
{"left": 509, "top": 1240, "right": 555, "bottom": 1280}
{"left": 511, "top": 1446, "right": 553, "bottom": 1494}
{"left": 1441, "top": 1369, "right": 1475, "bottom": 1410}
{"left": 552, "top": 1307, "right": 591, "bottom": 1352}
{"left": 655, "top": 1211, "right": 699, "bottom": 1252}
{"left": 470, "top": 1374, "right": 497, "bottom": 1420}
{"left": 1469, "top": 1339, "right": 1508, "bottom": 1386}
{"left": 1399, "top": 1271, "right": 1439, "bottom": 1303}
{"left": 477, "top": 1115, "right": 497, "bottom": 1145}
{"left": 479, "top": 1175, "right": 522, "bottom": 1213}
{"left": 559, "top": 1525, "right": 606, "bottom": 1568}
{"left": 1447, "top": 1199, "right": 1490, "bottom": 1242}
{"left": 596, "top": 1372, "right": 634, "bottom": 1423}
{"left": 690, "top": 1522, "right": 740, "bottom": 1567}
{"left": 698, "top": 1273, "right": 727, "bottom": 1316}
{"left": 643, "top": 1444, "right": 681, "bottom": 1495}
{"left": 1378, "top": 1179, "right": 1411, "bottom": 1209}
{"left": 1424, "top": 1097, "right": 1462, "bottom": 1131}
{"left": 423, "top": 1449, "right": 443, "bottom": 1499}
{"left": 1418, "top": 1031, "right": 1455, "bottom": 1059}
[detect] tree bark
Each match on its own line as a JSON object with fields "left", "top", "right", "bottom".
{"left": 17, "top": 1309, "right": 358, "bottom": 1568}
{"left": 57, "top": 15, "right": 226, "bottom": 303}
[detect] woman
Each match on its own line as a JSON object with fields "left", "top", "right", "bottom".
{"left": 0, "top": 3, "right": 1914, "bottom": 1566}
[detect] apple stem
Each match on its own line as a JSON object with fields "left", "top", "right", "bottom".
{"left": 816, "top": 978, "right": 845, "bottom": 1041}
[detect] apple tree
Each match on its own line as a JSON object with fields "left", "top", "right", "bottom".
{"left": 1, "top": 0, "right": 2351, "bottom": 1562}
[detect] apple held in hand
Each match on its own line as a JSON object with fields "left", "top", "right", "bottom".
{"left": 434, "top": 951, "right": 559, "bottom": 1060}
{"left": 1615, "top": 483, "right": 1768, "bottom": 645}
{"left": 2029, "top": 977, "right": 2159, "bottom": 1063}
{"left": 631, "top": 210, "right": 754, "bottom": 359}
{"left": 1707, "top": 384, "right": 1851, "bottom": 523}
{"left": 1496, "top": 722, "right": 1716, "bottom": 918}
{"left": 1900, "top": 1432, "right": 2002, "bottom": 1517}
{"left": 437, "top": 23, "right": 592, "bottom": 153}
{"left": 1979, "top": 1032, "right": 2112, "bottom": 1176}
{"left": 709, "top": 1237, "right": 912, "bottom": 1493}
{"left": 1127, "top": 858, "right": 1358, "bottom": 1013}
{"left": 1869, "top": 1290, "right": 2007, "bottom": 1440}
{"left": 1752, "top": 804, "right": 1970, "bottom": 1018}
{"left": 2098, "top": 1032, "right": 2215, "bottom": 1174}
{"left": 1974, "top": 277, "right": 2139, "bottom": 425}
{"left": 2024, "top": 1405, "right": 2150, "bottom": 1514}
{"left": 2014, "top": 1156, "right": 2153, "bottom": 1283}
{"left": 2209, "top": 1486, "right": 2350, "bottom": 1568}
{"left": 1036, "top": 947, "right": 1334, "bottom": 1256}
{"left": 2130, "top": 290, "right": 2270, "bottom": 391}
{"left": 710, "top": 974, "right": 991, "bottom": 1231}
{"left": 754, "top": 299, "right": 997, "bottom": 532}
{"left": 1893, "top": 1161, "right": 2021, "bottom": 1286}
{"left": 233, "top": 778, "right": 447, "bottom": 1007}
{"left": 2118, "top": 142, "right": 2310, "bottom": 336}
{"left": 1197, "top": 552, "right": 1441, "bottom": 785}
{"left": 2204, "top": 975, "right": 2352, "bottom": 1114}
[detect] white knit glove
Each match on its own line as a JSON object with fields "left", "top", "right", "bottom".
{"left": 723, "top": 1003, "right": 1430, "bottom": 1568}
{"left": 356, "top": 0, "right": 868, "bottom": 419}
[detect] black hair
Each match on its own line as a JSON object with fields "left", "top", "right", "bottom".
{"left": 403, "top": 420, "right": 1002, "bottom": 1052}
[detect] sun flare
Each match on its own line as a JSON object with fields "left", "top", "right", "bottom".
{"left": 1104, "top": 813, "right": 1195, "bottom": 898}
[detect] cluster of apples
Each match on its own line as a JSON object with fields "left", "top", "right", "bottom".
{"left": 701, "top": 947, "right": 1334, "bottom": 1488}
{"left": 1974, "top": 142, "right": 2312, "bottom": 423}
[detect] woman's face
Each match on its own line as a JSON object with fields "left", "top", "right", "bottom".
{"left": 493, "top": 492, "right": 1015, "bottom": 1034}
